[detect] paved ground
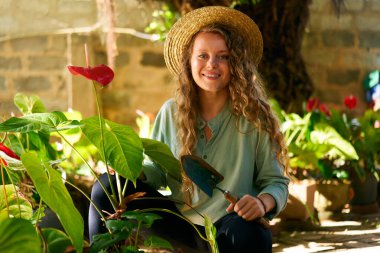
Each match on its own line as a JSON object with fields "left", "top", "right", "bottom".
{"left": 147, "top": 211, "right": 380, "bottom": 252}
{"left": 272, "top": 212, "right": 380, "bottom": 253}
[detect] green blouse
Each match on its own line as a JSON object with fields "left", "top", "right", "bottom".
{"left": 143, "top": 99, "right": 289, "bottom": 225}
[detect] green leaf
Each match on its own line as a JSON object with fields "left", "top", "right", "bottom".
{"left": 144, "top": 235, "right": 173, "bottom": 250}
{"left": 121, "top": 211, "right": 162, "bottom": 228}
{"left": 141, "top": 138, "right": 181, "bottom": 181}
{"left": 122, "top": 245, "right": 143, "bottom": 253}
{"left": 81, "top": 117, "right": 143, "bottom": 183}
{"left": 14, "top": 93, "right": 46, "bottom": 114}
{"left": 28, "top": 131, "right": 57, "bottom": 161}
{"left": 0, "top": 218, "right": 41, "bottom": 253}
{"left": 0, "top": 111, "right": 81, "bottom": 133}
{"left": 21, "top": 152, "right": 84, "bottom": 253}
{"left": 311, "top": 123, "right": 358, "bottom": 160}
{"left": 0, "top": 185, "right": 33, "bottom": 221}
{"left": 204, "top": 215, "right": 219, "bottom": 253}
{"left": 106, "top": 219, "right": 135, "bottom": 233}
{"left": 42, "top": 228, "right": 72, "bottom": 253}
{"left": 90, "top": 230, "right": 131, "bottom": 253}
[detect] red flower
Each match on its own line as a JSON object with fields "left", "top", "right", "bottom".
{"left": 68, "top": 64, "right": 114, "bottom": 86}
{"left": 344, "top": 95, "right": 357, "bottom": 110}
{"left": 0, "top": 142, "right": 20, "bottom": 166}
{"left": 306, "top": 98, "right": 320, "bottom": 112}
{"left": 319, "top": 103, "right": 331, "bottom": 117}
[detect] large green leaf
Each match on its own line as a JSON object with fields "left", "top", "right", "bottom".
{"left": 41, "top": 228, "right": 72, "bottom": 253}
{"left": 311, "top": 123, "right": 358, "bottom": 160}
{"left": 0, "top": 218, "right": 41, "bottom": 253}
{"left": 14, "top": 92, "right": 46, "bottom": 114}
{"left": 0, "top": 111, "right": 81, "bottom": 133}
{"left": 21, "top": 152, "right": 83, "bottom": 253}
{"left": 0, "top": 185, "right": 33, "bottom": 221}
{"left": 141, "top": 138, "right": 181, "bottom": 181}
{"left": 81, "top": 117, "right": 143, "bottom": 183}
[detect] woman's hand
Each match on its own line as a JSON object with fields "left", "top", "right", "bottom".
{"left": 225, "top": 194, "right": 266, "bottom": 221}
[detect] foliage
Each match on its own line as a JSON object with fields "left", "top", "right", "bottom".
{"left": 144, "top": 1, "right": 261, "bottom": 41}
{"left": 272, "top": 96, "right": 380, "bottom": 182}
{"left": 0, "top": 47, "right": 218, "bottom": 252}
{"left": 144, "top": 3, "right": 179, "bottom": 41}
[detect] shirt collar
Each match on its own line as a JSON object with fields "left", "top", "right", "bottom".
{"left": 196, "top": 100, "right": 232, "bottom": 135}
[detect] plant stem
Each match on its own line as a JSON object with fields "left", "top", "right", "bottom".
{"left": 4, "top": 166, "right": 22, "bottom": 218}
{"left": 122, "top": 178, "right": 128, "bottom": 197}
{"left": 0, "top": 163, "right": 10, "bottom": 217}
{"left": 57, "top": 131, "right": 117, "bottom": 211}
{"left": 64, "top": 179, "right": 108, "bottom": 224}
{"left": 35, "top": 198, "right": 43, "bottom": 229}
{"left": 135, "top": 221, "right": 142, "bottom": 247}
{"left": 140, "top": 208, "right": 209, "bottom": 241}
{"left": 92, "top": 81, "right": 117, "bottom": 207}
{"left": 36, "top": 226, "right": 48, "bottom": 253}
{"left": 116, "top": 172, "right": 123, "bottom": 204}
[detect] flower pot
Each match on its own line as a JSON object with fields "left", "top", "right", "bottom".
{"left": 350, "top": 171, "right": 380, "bottom": 214}
{"left": 279, "top": 180, "right": 316, "bottom": 221}
{"left": 314, "top": 180, "right": 350, "bottom": 219}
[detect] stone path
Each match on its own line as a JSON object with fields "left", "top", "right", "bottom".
{"left": 272, "top": 213, "right": 380, "bottom": 252}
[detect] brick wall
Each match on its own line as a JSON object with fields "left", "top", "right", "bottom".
{"left": 302, "top": 0, "right": 380, "bottom": 114}
{"left": 1, "top": 0, "right": 380, "bottom": 127}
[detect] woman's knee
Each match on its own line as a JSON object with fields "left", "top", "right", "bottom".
{"left": 216, "top": 214, "right": 272, "bottom": 253}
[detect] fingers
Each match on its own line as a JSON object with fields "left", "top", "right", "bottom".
{"left": 229, "top": 195, "right": 265, "bottom": 221}
{"left": 226, "top": 202, "right": 234, "bottom": 213}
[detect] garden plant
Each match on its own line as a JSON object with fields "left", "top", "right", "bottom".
{"left": 0, "top": 45, "right": 218, "bottom": 253}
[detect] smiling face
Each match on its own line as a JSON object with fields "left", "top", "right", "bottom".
{"left": 190, "top": 32, "right": 231, "bottom": 95}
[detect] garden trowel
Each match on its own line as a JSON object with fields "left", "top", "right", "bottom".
{"left": 180, "top": 154, "right": 270, "bottom": 228}
{"left": 181, "top": 154, "right": 238, "bottom": 203}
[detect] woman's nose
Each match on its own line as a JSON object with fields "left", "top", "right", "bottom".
{"left": 207, "top": 56, "right": 217, "bottom": 68}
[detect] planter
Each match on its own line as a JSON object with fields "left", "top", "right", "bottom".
{"left": 314, "top": 180, "right": 350, "bottom": 220}
{"left": 279, "top": 180, "right": 316, "bottom": 221}
{"left": 350, "top": 171, "right": 380, "bottom": 214}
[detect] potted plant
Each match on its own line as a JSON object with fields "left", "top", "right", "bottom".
{"left": 271, "top": 98, "right": 359, "bottom": 220}
{"left": 328, "top": 95, "right": 380, "bottom": 213}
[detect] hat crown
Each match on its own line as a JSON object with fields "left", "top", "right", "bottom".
{"left": 164, "top": 6, "right": 263, "bottom": 76}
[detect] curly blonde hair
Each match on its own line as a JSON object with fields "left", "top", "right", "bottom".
{"left": 174, "top": 24, "right": 289, "bottom": 198}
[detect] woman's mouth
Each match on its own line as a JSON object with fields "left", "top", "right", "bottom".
{"left": 202, "top": 73, "right": 220, "bottom": 79}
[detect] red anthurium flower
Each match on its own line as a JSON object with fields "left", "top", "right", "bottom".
{"left": 344, "top": 95, "right": 357, "bottom": 110}
{"left": 68, "top": 64, "right": 114, "bottom": 86}
{"left": 0, "top": 142, "right": 20, "bottom": 166}
{"left": 306, "top": 98, "right": 320, "bottom": 112}
{"left": 319, "top": 103, "right": 331, "bottom": 117}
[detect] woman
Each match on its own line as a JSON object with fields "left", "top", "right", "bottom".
{"left": 89, "top": 6, "right": 289, "bottom": 253}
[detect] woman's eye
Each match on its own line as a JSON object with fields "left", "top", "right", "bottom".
{"left": 219, "top": 55, "right": 229, "bottom": 61}
{"left": 198, "top": 54, "right": 207, "bottom": 59}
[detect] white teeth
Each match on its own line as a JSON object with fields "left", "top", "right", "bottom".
{"left": 203, "top": 74, "right": 219, "bottom": 78}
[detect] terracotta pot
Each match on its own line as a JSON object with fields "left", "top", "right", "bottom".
{"left": 314, "top": 180, "right": 350, "bottom": 216}
{"left": 279, "top": 180, "right": 316, "bottom": 221}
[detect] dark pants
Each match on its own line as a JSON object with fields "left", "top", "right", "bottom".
{"left": 88, "top": 174, "right": 272, "bottom": 252}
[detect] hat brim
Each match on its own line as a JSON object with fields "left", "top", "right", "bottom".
{"left": 164, "top": 6, "right": 263, "bottom": 76}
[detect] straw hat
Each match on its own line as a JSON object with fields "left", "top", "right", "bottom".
{"left": 164, "top": 6, "right": 263, "bottom": 76}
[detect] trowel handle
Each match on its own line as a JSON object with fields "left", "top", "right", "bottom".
{"left": 224, "top": 191, "right": 270, "bottom": 229}
{"left": 223, "top": 190, "right": 238, "bottom": 204}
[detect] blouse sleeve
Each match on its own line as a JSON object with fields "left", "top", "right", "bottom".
{"left": 255, "top": 132, "right": 289, "bottom": 219}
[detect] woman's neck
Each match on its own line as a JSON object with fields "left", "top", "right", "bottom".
{"left": 198, "top": 90, "right": 229, "bottom": 121}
